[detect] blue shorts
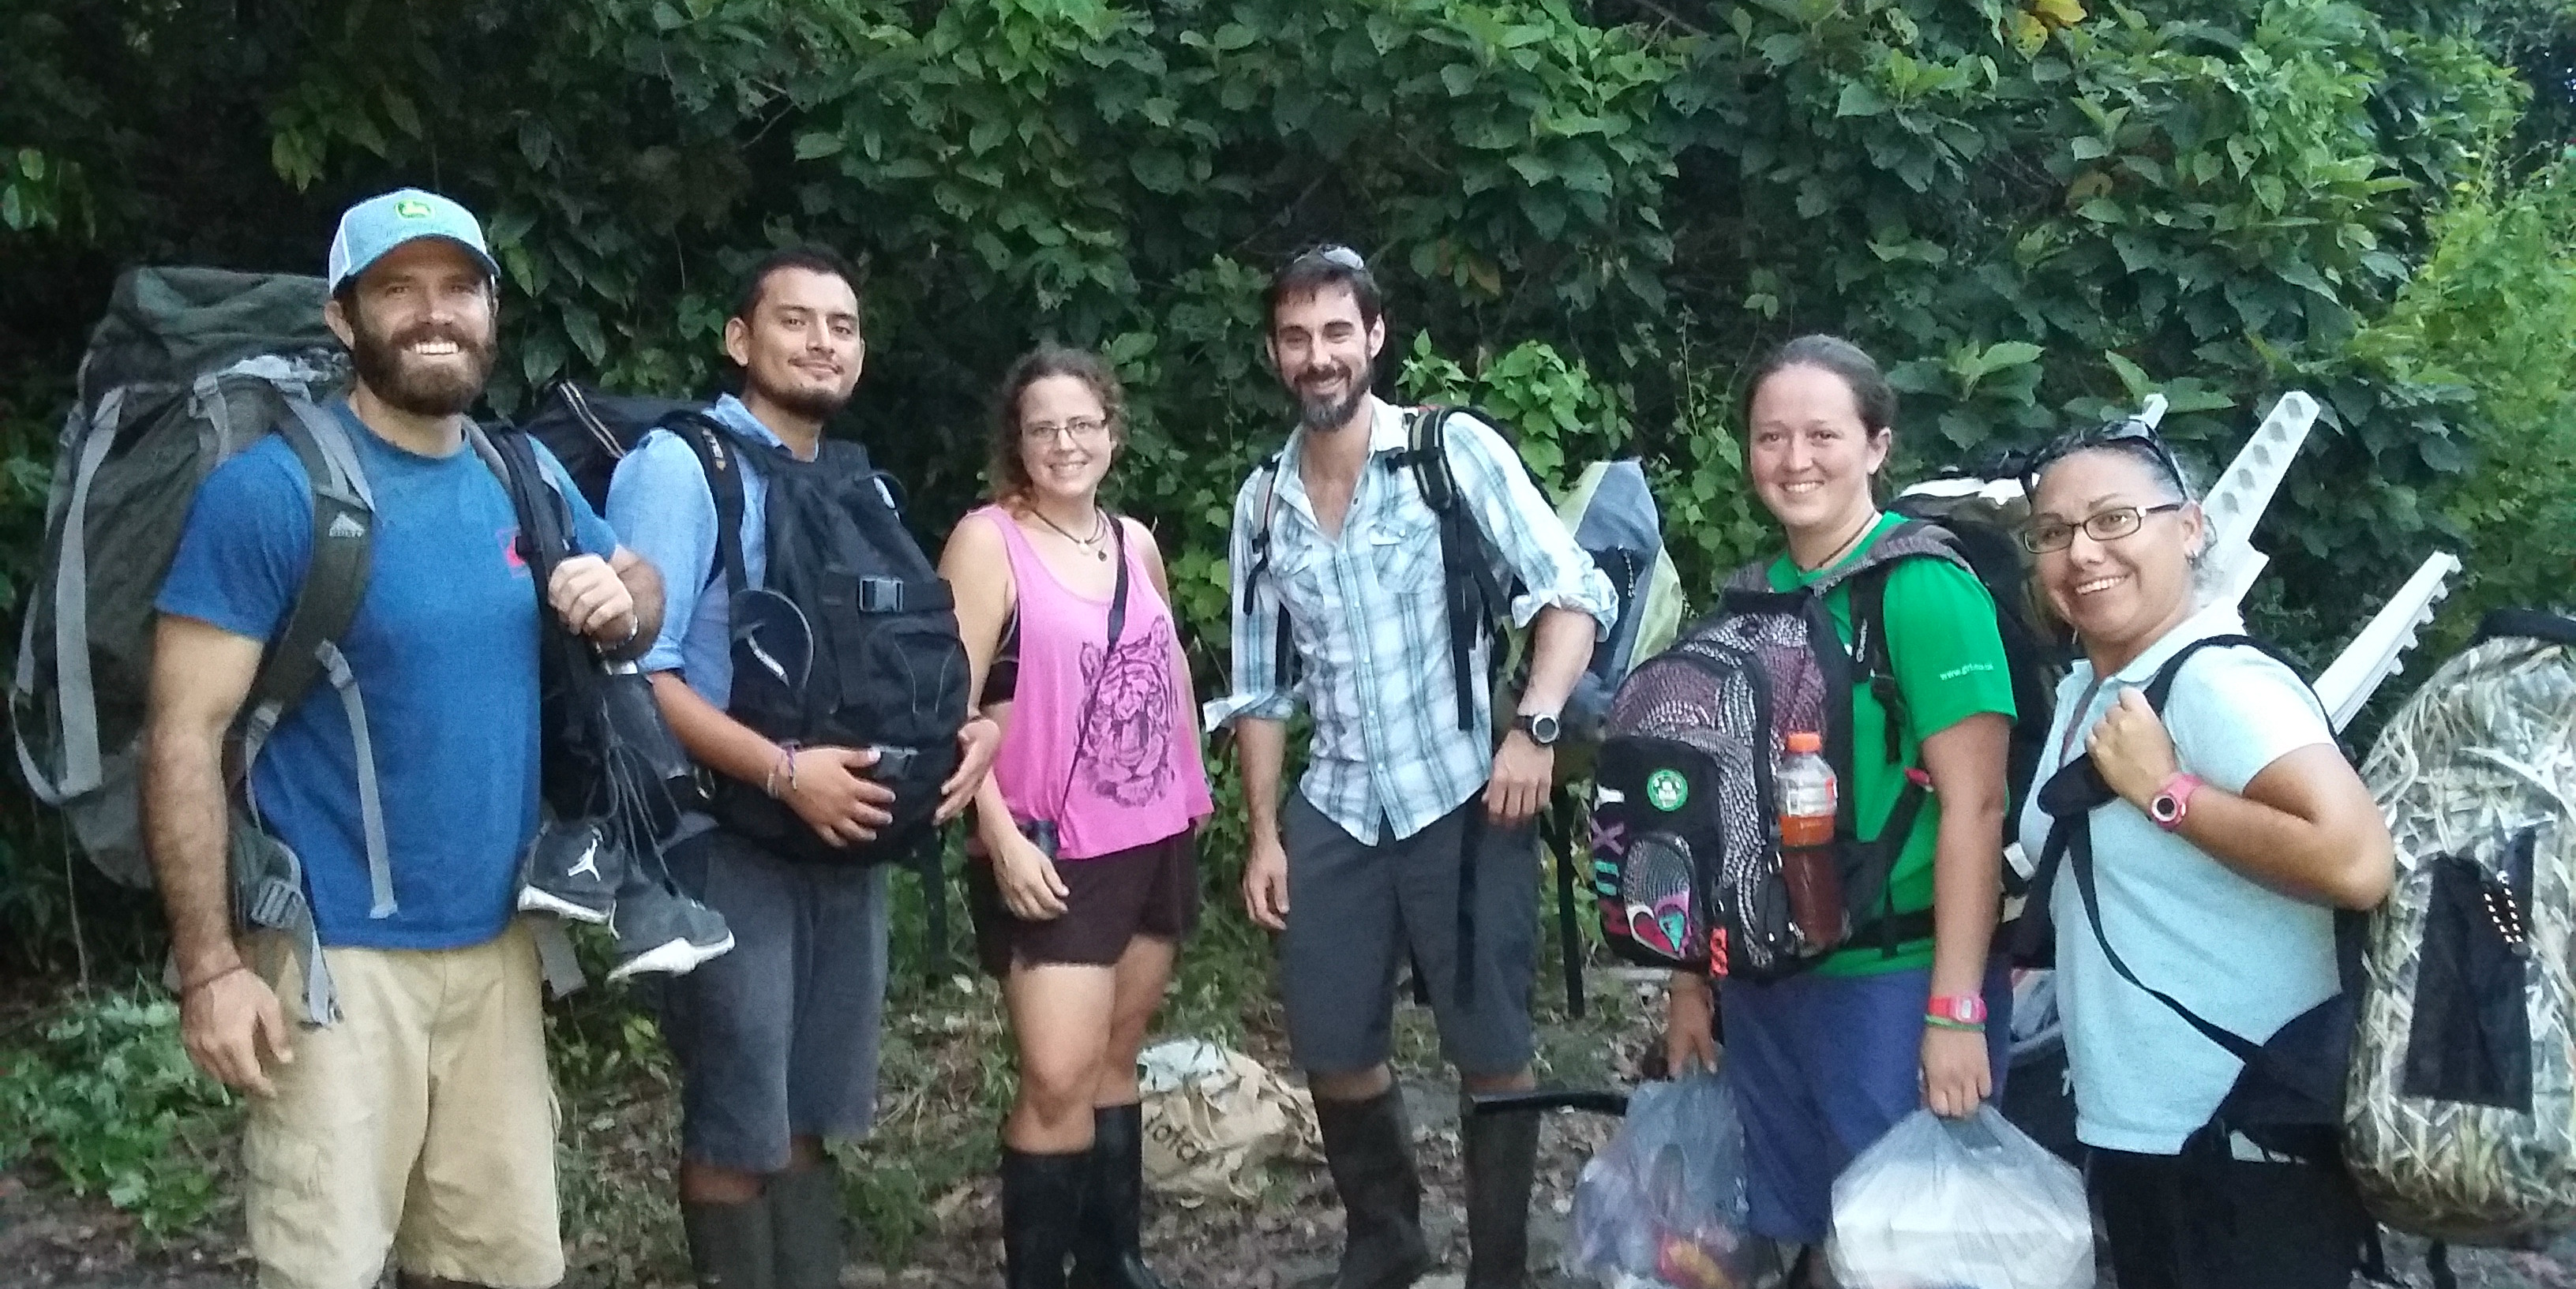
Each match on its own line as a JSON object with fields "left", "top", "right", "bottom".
{"left": 1719, "top": 962, "right": 2014, "bottom": 1244}
{"left": 658, "top": 827, "right": 892, "bottom": 1173}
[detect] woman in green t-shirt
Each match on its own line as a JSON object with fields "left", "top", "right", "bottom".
{"left": 1665, "top": 335, "right": 2019, "bottom": 1283}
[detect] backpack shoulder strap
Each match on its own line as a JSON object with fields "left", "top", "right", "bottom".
{"left": 1247, "top": 452, "right": 1295, "bottom": 695}
{"left": 2477, "top": 609, "right": 2576, "bottom": 649}
{"left": 666, "top": 411, "right": 750, "bottom": 598}
{"left": 2026, "top": 633, "right": 2323, "bottom": 1028}
{"left": 1402, "top": 405, "right": 1460, "bottom": 511}
{"left": 238, "top": 397, "right": 392, "bottom": 928}
{"left": 241, "top": 399, "right": 376, "bottom": 765}
{"left": 467, "top": 424, "right": 574, "bottom": 579}
{"left": 1826, "top": 521, "right": 1967, "bottom": 774}
{"left": 1400, "top": 405, "right": 1509, "bottom": 732}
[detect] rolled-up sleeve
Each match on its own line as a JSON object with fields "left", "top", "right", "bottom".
{"left": 1443, "top": 414, "right": 1618, "bottom": 635}
{"left": 1202, "top": 467, "right": 1299, "bottom": 731}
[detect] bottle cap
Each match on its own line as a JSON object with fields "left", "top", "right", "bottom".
{"left": 1785, "top": 731, "right": 1822, "bottom": 754}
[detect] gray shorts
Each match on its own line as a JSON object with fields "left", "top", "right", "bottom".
{"left": 658, "top": 827, "right": 892, "bottom": 1173}
{"left": 1280, "top": 791, "right": 1538, "bottom": 1079}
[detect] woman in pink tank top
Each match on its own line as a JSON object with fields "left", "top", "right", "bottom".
{"left": 938, "top": 344, "right": 1212, "bottom": 1289}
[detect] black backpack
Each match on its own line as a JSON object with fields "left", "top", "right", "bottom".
{"left": 667, "top": 418, "right": 972, "bottom": 869}
{"left": 1886, "top": 476, "right": 2067, "bottom": 840}
{"left": 473, "top": 425, "right": 694, "bottom": 850}
{"left": 516, "top": 377, "right": 697, "bottom": 513}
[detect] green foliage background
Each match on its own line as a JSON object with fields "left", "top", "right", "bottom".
{"left": 5, "top": 0, "right": 2575, "bottom": 1195}
{"left": 5, "top": 0, "right": 2576, "bottom": 1255}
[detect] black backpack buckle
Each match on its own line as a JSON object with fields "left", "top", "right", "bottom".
{"left": 859, "top": 577, "right": 906, "bottom": 613}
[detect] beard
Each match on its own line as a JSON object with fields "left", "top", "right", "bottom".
{"left": 1292, "top": 354, "right": 1373, "bottom": 432}
{"left": 345, "top": 307, "right": 496, "bottom": 418}
{"left": 747, "top": 364, "right": 853, "bottom": 424}
{"left": 755, "top": 381, "right": 849, "bottom": 424}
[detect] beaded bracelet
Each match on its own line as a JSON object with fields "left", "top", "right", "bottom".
{"left": 763, "top": 744, "right": 801, "bottom": 799}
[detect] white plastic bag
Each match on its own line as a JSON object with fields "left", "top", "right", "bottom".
{"left": 1828, "top": 1106, "right": 2093, "bottom": 1289}
{"left": 1567, "top": 1072, "right": 1757, "bottom": 1289}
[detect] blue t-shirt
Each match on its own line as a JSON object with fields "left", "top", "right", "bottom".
{"left": 156, "top": 401, "right": 617, "bottom": 950}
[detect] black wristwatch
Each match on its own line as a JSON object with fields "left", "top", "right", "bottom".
{"left": 1513, "top": 710, "right": 1562, "bottom": 747}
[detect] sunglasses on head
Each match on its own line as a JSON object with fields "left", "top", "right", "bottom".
{"left": 2021, "top": 415, "right": 2188, "bottom": 500}
{"left": 1290, "top": 242, "right": 1368, "bottom": 273}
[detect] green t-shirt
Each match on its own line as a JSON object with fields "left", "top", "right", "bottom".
{"left": 1764, "top": 514, "right": 2017, "bottom": 976}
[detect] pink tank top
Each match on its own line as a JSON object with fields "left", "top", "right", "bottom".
{"left": 978, "top": 507, "right": 1213, "bottom": 860}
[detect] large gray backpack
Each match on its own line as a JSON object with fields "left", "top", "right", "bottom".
{"left": 11, "top": 268, "right": 381, "bottom": 1020}
{"left": 2347, "top": 610, "right": 2576, "bottom": 1251}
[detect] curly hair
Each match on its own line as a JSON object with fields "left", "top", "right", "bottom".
{"left": 988, "top": 343, "right": 1128, "bottom": 507}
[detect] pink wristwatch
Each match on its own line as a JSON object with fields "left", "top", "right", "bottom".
{"left": 1927, "top": 994, "right": 1987, "bottom": 1026}
{"left": 2149, "top": 772, "right": 2204, "bottom": 831}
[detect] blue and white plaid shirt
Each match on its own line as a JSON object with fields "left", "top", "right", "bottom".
{"left": 1207, "top": 399, "right": 1618, "bottom": 845}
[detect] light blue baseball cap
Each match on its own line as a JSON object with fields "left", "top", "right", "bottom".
{"left": 325, "top": 188, "right": 501, "bottom": 295}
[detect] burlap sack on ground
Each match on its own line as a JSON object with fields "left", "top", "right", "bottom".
{"left": 1138, "top": 1039, "right": 1322, "bottom": 1205}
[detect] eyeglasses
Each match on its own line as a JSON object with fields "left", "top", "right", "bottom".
{"left": 2019, "top": 503, "right": 2187, "bottom": 553}
{"left": 1021, "top": 417, "right": 1111, "bottom": 445}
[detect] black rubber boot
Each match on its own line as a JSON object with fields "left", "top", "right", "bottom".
{"left": 684, "top": 1197, "right": 778, "bottom": 1289}
{"left": 767, "top": 1164, "right": 846, "bottom": 1289}
{"left": 1460, "top": 1100, "right": 1540, "bottom": 1289}
{"left": 1003, "top": 1146, "right": 1093, "bottom": 1289}
{"left": 1314, "top": 1087, "right": 1434, "bottom": 1289}
{"left": 1071, "top": 1103, "right": 1177, "bottom": 1289}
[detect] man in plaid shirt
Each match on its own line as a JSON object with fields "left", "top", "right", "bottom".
{"left": 1209, "top": 247, "right": 1616, "bottom": 1289}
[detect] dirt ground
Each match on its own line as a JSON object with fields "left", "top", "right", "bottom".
{"left": 6, "top": 966, "right": 2573, "bottom": 1289}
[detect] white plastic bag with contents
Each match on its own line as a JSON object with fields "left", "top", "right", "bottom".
{"left": 1828, "top": 1106, "right": 2093, "bottom": 1289}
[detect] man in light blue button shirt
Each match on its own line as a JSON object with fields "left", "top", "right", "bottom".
{"left": 606, "top": 248, "right": 998, "bottom": 1289}
{"left": 1214, "top": 247, "right": 1616, "bottom": 1289}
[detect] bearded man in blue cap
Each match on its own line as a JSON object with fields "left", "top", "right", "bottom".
{"left": 141, "top": 188, "right": 663, "bottom": 1289}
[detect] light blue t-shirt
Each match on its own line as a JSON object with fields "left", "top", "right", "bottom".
{"left": 604, "top": 394, "right": 786, "bottom": 707}
{"left": 2016, "top": 605, "right": 2342, "bottom": 1155}
{"left": 156, "top": 401, "right": 616, "bottom": 950}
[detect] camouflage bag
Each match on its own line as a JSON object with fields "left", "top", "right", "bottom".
{"left": 2348, "top": 609, "right": 2576, "bottom": 1246}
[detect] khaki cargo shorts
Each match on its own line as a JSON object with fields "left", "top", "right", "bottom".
{"left": 242, "top": 919, "right": 562, "bottom": 1289}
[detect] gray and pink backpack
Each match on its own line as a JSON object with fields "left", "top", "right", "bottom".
{"left": 1588, "top": 519, "right": 2050, "bottom": 980}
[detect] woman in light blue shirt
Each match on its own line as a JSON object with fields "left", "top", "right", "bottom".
{"left": 2018, "top": 420, "right": 2393, "bottom": 1289}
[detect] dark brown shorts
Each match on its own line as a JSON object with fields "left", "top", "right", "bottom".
{"left": 966, "top": 830, "right": 1200, "bottom": 976}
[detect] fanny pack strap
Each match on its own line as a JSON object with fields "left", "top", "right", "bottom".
{"left": 1041, "top": 514, "right": 1130, "bottom": 830}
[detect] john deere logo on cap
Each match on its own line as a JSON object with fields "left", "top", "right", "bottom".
{"left": 1646, "top": 768, "right": 1688, "bottom": 811}
{"left": 395, "top": 198, "right": 433, "bottom": 219}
